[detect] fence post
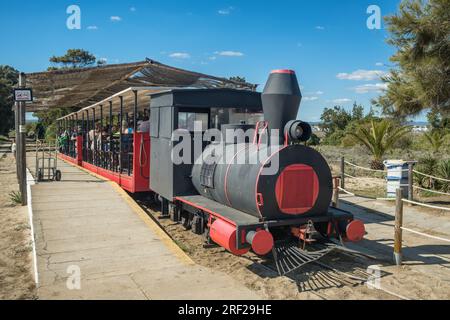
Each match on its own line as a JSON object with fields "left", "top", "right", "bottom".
{"left": 394, "top": 188, "right": 404, "bottom": 266}
{"left": 340, "top": 157, "right": 345, "bottom": 189}
{"left": 332, "top": 177, "right": 340, "bottom": 208}
{"left": 408, "top": 163, "right": 413, "bottom": 207}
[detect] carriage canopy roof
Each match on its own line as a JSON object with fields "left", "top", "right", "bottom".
{"left": 26, "top": 58, "right": 257, "bottom": 115}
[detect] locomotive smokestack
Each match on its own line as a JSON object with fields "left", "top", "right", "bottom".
{"left": 262, "top": 70, "right": 302, "bottom": 145}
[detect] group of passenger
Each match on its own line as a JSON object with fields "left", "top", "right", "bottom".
{"left": 58, "top": 113, "right": 150, "bottom": 173}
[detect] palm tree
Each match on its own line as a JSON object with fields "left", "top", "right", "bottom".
{"left": 349, "top": 120, "right": 412, "bottom": 169}
{"left": 436, "top": 160, "right": 450, "bottom": 193}
{"left": 423, "top": 130, "right": 445, "bottom": 153}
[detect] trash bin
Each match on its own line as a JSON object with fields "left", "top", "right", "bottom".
{"left": 384, "top": 160, "right": 411, "bottom": 198}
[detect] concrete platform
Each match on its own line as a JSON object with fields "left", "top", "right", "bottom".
{"left": 28, "top": 158, "right": 260, "bottom": 300}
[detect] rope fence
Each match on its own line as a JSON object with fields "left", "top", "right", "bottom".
{"left": 393, "top": 189, "right": 450, "bottom": 265}
{"left": 400, "top": 226, "right": 450, "bottom": 244}
{"left": 413, "top": 170, "right": 450, "bottom": 183}
{"left": 344, "top": 160, "right": 387, "bottom": 173}
{"left": 330, "top": 157, "right": 450, "bottom": 204}
{"left": 331, "top": 166, "right": 450, "bottom": 267}
{"left": 413, "top": 185, "right": 450, "bottom": 197}
{"left": 401, "top": 199, "right": 450, "bottom": 212}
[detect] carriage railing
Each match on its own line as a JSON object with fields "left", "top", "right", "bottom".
{"left": 83, "top": 134, "right": 134, "bottom": 176}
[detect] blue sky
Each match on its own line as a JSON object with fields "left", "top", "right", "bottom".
{"left": 1, "top": 0, "right": 423, "bottom": 121}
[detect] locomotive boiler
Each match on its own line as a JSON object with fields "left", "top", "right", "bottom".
{"left": 149, "top": 69, "right": 365, "bottom": 259}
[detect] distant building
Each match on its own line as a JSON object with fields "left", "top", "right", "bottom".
{"left": 411, "top": 125, "right": 429, "bottom": 133}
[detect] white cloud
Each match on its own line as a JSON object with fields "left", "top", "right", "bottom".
{"left": 315, "top": 26, "right": 325, "bottom": 30}
{"left": 336, "top": 69, "right": 387, "bottom": 81}
{"left": 169, "top": 52, "right": 191, "bottom": 59}
{"left": 375, "top": 62, "right": 384, "bottom": 67}
{"left": 303, "top": 96, "right": 319, "bottom": 101}
{"left": 218, "top": 6, "right": 234, "bottom": 15}
{"left": 352, "top": 83, "right": 388, "bottom": 94}
{"left": 332, "top": 98, "right": 352, "bottom": 104}
{"left": 215, "top": 51, "right": 244, "bottom": 57}
{"left": 110, "top": 16, "right": 122, "bottom": 22}
{"left": 130, "top": 7, "right": 136, "bottom": 12}
{"left": 87, "top": 25, "right": 98, "bottom": 30}
{"left": 305, "top": 91, "right": 324, "bottom": 95}
{"left": 208, "top": 56, "right": 217, "bottom": 61}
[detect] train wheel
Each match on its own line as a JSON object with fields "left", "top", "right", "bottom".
{"left": 314, "top": 222, "right": 331, "bottom": 239}
{"left": 181, "top": 213, "right": 192, "bottom": 230}
{"left": 153, "top": 193, "right": 161, "bottom": 205}
{"left": 55, "top": 170, "right": 62, "bottom": 181}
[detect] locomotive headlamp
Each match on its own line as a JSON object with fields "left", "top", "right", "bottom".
{"left": 284, "top": 120, "right": 312, "bottom": 143}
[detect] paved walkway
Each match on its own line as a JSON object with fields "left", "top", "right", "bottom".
{"left": 28, "top": 158, "right": 259, "bottom": 300}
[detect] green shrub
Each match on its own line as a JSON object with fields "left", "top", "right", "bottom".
{"left": 9, "top": 191, "right": 22, "bottom": 205}
{"left": 415, "top": 156, "right": 438, "bottom": 188}
{"left": 45, "top": 123, "right": 57, "bottom": 142}
{"left": 322, "top": 130, "right": 345, "bottom": 146}
{"left": 307, "top": 133, "right": 321, "bottom": 146}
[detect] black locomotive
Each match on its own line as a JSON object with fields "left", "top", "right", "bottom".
{"left": 149, "top": 69, "right": 365, "bottom": 256}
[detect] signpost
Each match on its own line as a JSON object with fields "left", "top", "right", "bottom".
{"left": 14, "top": 88, "right": 33, "bottom": 102}
{"left": 13, "top": 74, "right": 29, "bottom": 205}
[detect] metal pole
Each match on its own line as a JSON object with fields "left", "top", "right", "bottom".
{"left": 15, "top": 101, "right": 20, "bottom": 181}
{"left": 81, "top": 112, "right": 85, "bottom": 161}
{"left": 86, "top": 110, "right": 90, "bottom": 163}
{"left": 93, "top": 108, "right": 96, "bottom": 166}
{"left": 394, "top": 188, "right": 404, "bottom": 266}
{"left": 133, "top": 90, "right": 138, "bottom": 132}
{"left": 109, "top": 101, "right": 113, "bottom": 171}
{"left": 18, "top": 73, "right": 27, "bottom": 205}
{"left": 119, "top": 96, "right": 123, "bottom": 173}
{"left": 408, "top": 163, "right": 414, "bottom": 207}
{"left": 100, "top": 105, "right": 103, "bottom": 168}
{"left": 340, "top": 157, "right": 345, "bottom": 189}
{"left": 75, "top": 113, "right": 79, "bottom": 159}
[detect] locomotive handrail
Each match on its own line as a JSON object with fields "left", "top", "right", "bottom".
{"left": 252, "top": 121, "right": 268, "bottom": 149}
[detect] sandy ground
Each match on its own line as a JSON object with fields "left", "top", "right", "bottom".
{"left": 0, "top": 154, "right": 36, "bottom": 300}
